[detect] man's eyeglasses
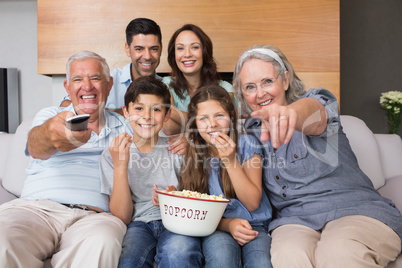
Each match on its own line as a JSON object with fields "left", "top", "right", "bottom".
{"left": 241, "top": 73, "right": 280, "bottom": 96}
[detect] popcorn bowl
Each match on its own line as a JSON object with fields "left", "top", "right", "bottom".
{"left": 156, "top": 190, "right": 230, "bottom": 237}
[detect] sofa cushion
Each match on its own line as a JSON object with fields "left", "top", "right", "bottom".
{"left": 2, "top": 119, "right": 32, "bottom": 197}
{"left": 340, "top": 115, "right": 385, "bottom": 189}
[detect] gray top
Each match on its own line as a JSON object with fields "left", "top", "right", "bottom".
{"left": 244, "top": 88, "right": 402, "bottom": 241}
{"left": 100, "top": 136, "right": 183, "bottom": 222}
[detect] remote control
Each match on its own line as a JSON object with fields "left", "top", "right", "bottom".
{"left": 65, "top": 114, "right": 90, "bottom": 131}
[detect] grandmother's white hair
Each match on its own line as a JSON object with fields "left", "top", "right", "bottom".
{"left": 232, "top": 45, "right": 306, "bottom": 115}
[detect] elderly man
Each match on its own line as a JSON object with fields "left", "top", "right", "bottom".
{"left": 0, "top": 51, "right": 127, "bottom": 268}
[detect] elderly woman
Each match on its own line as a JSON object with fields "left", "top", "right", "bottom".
{"left": 233, "top": 44, "right": 402, "bottom": 268}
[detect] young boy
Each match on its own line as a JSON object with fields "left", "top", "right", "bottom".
{"left": 99, "top": 77, "right": 203, "bottom": 267}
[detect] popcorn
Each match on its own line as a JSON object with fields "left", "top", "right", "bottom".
{"left": 160, "top": 189, "right": 228, "bottom": 201}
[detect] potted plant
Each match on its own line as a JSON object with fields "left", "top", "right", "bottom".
{"left": 380, "top": 91, "right": 402, "bottom": 134}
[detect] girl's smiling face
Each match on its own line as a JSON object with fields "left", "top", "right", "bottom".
{"left": 195, "top": 100, "right": 231, "bottom": 144}
{"left": 174, "top": 30, "right": 203, "bottom": 77}
{"left": 239, "top": 58, "right": 289, "bottom": 111}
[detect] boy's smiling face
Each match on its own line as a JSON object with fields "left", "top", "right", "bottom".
{"left": 123, "top": 94, "right": 170, "bottom": 144}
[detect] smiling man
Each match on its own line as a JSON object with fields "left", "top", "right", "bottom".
{"left": 60, "top": 18, "right": 163, "bottom": 115}
{"left": 106, "top": 18, "right": 163, "bottom": 112}
{"left": 0, "top": 51, "right": 128, "bottom": 268}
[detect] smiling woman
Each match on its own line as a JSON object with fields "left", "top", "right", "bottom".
{"left": 232, "top": 44, "right": 402, "bottom": 268}
{"left": 161, "top": 24, "right": 236, "bottom": 135}
{"left": 239, "top": 59, "right": 289, "bottom": 113}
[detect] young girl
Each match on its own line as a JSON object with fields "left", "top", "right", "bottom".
{"left": 155, "top": 85, "right": 273, "bottom": 267}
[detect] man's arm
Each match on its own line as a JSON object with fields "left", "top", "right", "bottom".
{"left": 28, "top": 111, "right": 91, "bottom": 160}
{"left": 163, "top": 92, "right": 187, "bottom": 135}
{"left": 163, "top": 108, "right": 187, "bottom": 136}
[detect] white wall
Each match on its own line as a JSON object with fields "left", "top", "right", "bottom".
{"left": 0, "top": 0, "right": 65, "bottom": 123}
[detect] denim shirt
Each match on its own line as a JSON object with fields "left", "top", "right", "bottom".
{"left": 208, "top": 134, "right": 272, "bottom": 229}
{"left": 244, "top": 88, "right": 402, "bottom": 240}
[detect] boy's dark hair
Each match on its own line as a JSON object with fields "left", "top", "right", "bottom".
{"left": 126, "top": 18, "right": 162, "bottom": 46}
{"left": 124, "top": 76, "right": 171, "bottom": 114}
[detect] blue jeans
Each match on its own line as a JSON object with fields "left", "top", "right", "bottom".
{"left": 118, "top": 220, "right": 203, "bottom": 268}
{"left": 155, "top": 229, "right": 203, "bottom": 268}
{"left": 118, "top": 220, "right": 163, "bottom": 268}
{"left": 202, "top": 226, "right": 272, "bottom": 268}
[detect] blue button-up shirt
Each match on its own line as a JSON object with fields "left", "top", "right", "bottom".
{"left": 106, "top": 63, "right": 162, "bottom": 109}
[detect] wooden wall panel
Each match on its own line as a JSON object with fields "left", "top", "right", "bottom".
{"left": 38, "top": 0, "right": 339, "bottom": 99}
{"left": 299, "top": 72, "right": 340, "bottom": 102}
{"left": 38, "top": 0, "right": 339, "bottom": 72}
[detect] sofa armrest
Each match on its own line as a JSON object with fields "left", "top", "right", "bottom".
{"left": 374, "top": 134, "right": 402, "bottom": 181}
{"left": 2, "top": 120, "right": 32, "bottom": 197}
{"left": 0, "top": 133, "right": 18, "bottom": 205}
{"left": 0, "top": 133, "right": 13, "bottom": 180}
{"left": 378, "top": 175, "right": 402, "bottom": 215}
{"left": 340, "top": 115, "right": 385, "bottom": 189}
{"left": 0, "top": 180, "right": 17, "bottom": 204}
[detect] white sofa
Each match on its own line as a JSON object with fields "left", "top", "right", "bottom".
{"left": 1, "top": 115, "right": 402, "bottom": 268}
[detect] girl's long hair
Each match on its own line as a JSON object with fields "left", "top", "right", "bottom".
{"left": 167, "top": 24, "right": 222, "bottom": 100}
{"left": 179, "top": 85, "right": 238, "bottom": 198}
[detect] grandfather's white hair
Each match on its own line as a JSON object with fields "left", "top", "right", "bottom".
{"left": 65, "top": 51, "right": 110, "bottom": 84}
